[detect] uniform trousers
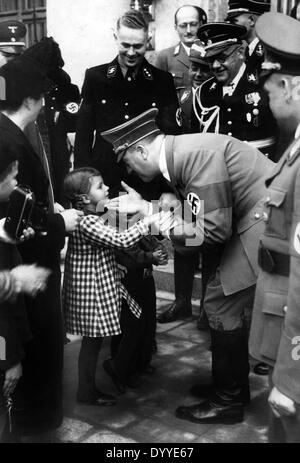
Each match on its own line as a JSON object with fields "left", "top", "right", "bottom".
{"left": 203, "top": 270, "right": 255, "bottom": 398}
{"left": 204, "top": 270, "right": 255, "bottom": 331}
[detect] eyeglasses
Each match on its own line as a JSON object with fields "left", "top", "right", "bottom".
{"left": 206, "top": 46, "right": 240, "bottom": 65}
{"left": 177, "top": 21, "right": 199, "bottom": 29}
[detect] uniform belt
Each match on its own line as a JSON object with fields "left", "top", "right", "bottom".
{"left": 245, "top": 137, "right": 276, "bottom": 149}
{"left": 258, "top": 244, "right": 290, "bottom": 277}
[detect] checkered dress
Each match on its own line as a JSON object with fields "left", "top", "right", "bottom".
{"left": 62, "top": 214, "right": 149, "bottom": 337}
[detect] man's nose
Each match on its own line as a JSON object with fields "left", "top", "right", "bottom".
{"left": 127, "top": 46, "right": 135, "bottom": 56}
{"left": 186, "top": 24, "right": 191, "bottom": 33}
{"left": 212, "top": 59, "right": 221, "bottom": 69}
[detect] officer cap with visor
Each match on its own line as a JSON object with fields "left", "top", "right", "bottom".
{"left": 256, "top": 12, "right": 300, "bottom": 78}
{"left": 197, "top": 22, "right": 247, "bottom": 60}
{"left": 0, "top": 20, "right": 26, "bottom": 56}
{"left": 226, "top": 0, "right": 271, "bottom": 21}
{"left": 101, "top": 108, "right": 160, "bottom": 162}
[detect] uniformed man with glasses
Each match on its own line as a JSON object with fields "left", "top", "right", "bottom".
{"left": 193, "top": 22, "right": 278, "bottom": 160}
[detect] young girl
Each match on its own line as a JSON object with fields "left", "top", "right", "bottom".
{"left": 62, "top": 167, "right": 165, "bottom": 405}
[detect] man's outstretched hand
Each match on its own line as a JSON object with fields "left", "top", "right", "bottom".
{"left": 106, "top": 181, "right": 150, "bottom": 216}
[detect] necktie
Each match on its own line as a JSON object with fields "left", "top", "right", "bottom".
{"left": 125, "top": 67, "right": 135, "bottom": 83}
{"left": 245, "top": 46, "right": 250, "bottom": 62}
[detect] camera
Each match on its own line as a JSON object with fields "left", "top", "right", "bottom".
{"left": 4, "top": 185, "right": 35, "bottom": 240}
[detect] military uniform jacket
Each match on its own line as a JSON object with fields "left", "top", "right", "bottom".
{"left": 165, "top": 133, "right": 274, "bottom": 295}
{"left": 155, "top": 42, "right": 191, "bottom": 96}
{"left": 74, "top": 57, "right": 180, "bottom": 183}
{"left": 249, "top": 136, "right": 300, "bottom": 404}
{"left": 193, "top": 72, "right": 277, "bottom": 148}
{"left": 155, "top": 43, "right": 193, "bottom": 132}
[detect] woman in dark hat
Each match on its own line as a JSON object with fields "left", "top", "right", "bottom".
{"left": 0, "top": 54, "right": 82, "bottom": 437}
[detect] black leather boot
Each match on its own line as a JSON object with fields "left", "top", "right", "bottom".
{"left": 179, "top": 328, "right": 250, "bottom": 424}
{"left": 157, "top": 251, "right": 198, "bottom": 323}
{"left": 190, "top": 327, "right": 250, "bottom": 405}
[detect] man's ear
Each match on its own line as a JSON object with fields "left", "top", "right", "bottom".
{"left": 23, "top": 97, "right": 32, "bottom": 111}
{"left": 281, "top": 76, "right": 296, "bottom": 103}
{"left": 248, "top": 14, "right": 256, "bottom": 27}
{"left": 113, "top": 29, "right": 118, "bottom": 42}
{"left": 136, "top": 144, "right": 148, "bottom": 161}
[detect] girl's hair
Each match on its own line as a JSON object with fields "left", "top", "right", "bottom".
{"left": 63, "top": 167, "right": 101, "bottom": 208}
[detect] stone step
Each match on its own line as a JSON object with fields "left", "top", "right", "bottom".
{"left": 153, "top": 258, "right": 202, "bottom": 300}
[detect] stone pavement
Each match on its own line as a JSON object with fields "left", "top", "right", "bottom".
{"left": 25, "top": 294, "right": 269, "bottom": 444}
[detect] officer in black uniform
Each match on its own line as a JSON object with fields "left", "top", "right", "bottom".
{"left": 249, "top": 12, "right": 300, "bottom": 443}
{"left": 42, "top": 64, "right": 80, "bottom": 206}
{"left": 226, "top": 0, "right": 271, "bottom": 78}
{"left": 193, "top": 22, "right": 278, "bottom": 159}
{"left": 74, "top": 9, "right": 180, "bottom": 197}
{"left": 22, "top": 37, "right": 81, "bottom": 206}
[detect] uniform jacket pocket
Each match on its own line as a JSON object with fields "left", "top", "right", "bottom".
{"left": 260, "top": 291, "right": 287, "bottom": 362}
{"left": 264, "top": 188, "right": 287, "bottom": 240}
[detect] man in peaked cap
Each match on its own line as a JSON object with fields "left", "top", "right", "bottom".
{"left": 0, "top": 20, "right": 26, "bottom": 67}
{"left": 248, "top": 12, "right": 300, "bottom": 443}
{"left": 102, "top": 107, "right": 276, "bottom": 425}
{"left": 194, "top": 22, "right": 278, "bottom": 160}
{"left": 226, "top": 1, "right": 271, "bottom": 76}
{"left": 154, "top": 7, "right": 208, "bottom": 328}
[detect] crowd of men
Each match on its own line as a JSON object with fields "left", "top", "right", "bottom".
{"left": 0, "top": 0, "right": 300, "bottom": 444}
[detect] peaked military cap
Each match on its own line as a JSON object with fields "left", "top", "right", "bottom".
{"left": 189, "top": 40, "right": 209, "bottom": 65}
{"left": 0, "top": 20, "right": 26, "bottom": 54}
{"left": 101, "top": 108, "right": 160, "bottom": 162}
{"left": 198, "top": 22, "right": 247, "bottom": 58}
{"left": 226, "top": 0, "right": 271, "bottom": 20}
{"left": 256, "top": 12, "right": 300, "bottom": 77}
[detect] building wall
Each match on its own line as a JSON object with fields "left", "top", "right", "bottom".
{"left": 47, "top": 0, "right": 128, "bottom": 87}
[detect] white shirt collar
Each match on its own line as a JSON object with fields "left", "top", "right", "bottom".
{"left": 222, "top": 63, "right": 246, "bottom": 97}
{"left": 158, "top": 137, "right": 170, "bottom": 182}
{"left": 181, "top": 42, "right": 191, "bottom": 56}
{"left": 248, "top": 37, "right": 260, "bottom": 57}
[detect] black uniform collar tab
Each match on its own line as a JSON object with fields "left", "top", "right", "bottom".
{"left": 143, "top": 66, "right": 153, "bottom": 80}
{"left": 107, "top": 64, "right": 117, "bottom": 78}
